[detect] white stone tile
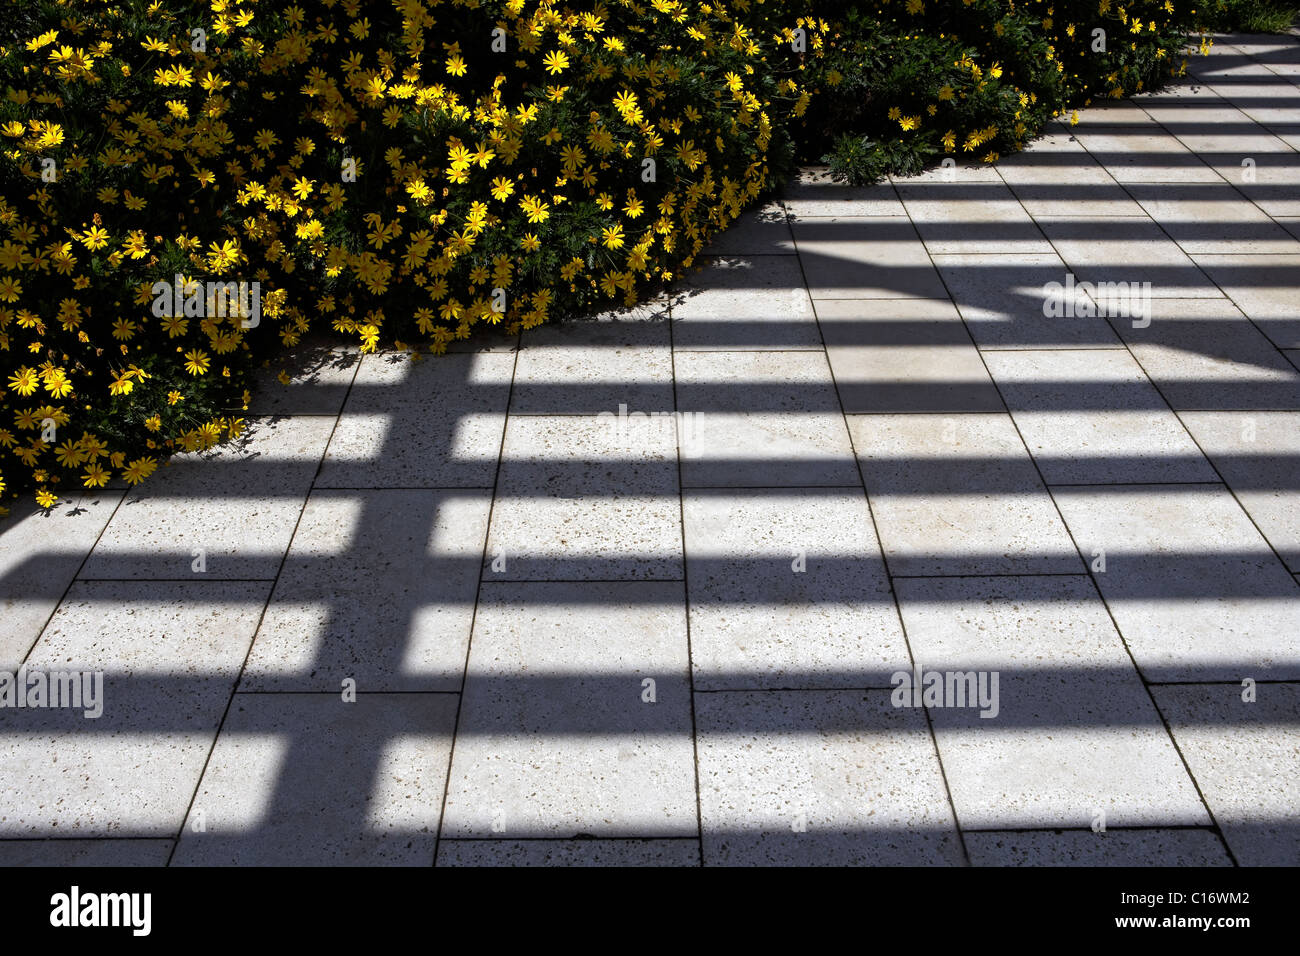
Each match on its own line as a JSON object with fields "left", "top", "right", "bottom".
{"left": 436, "top": 838, "right": 699, "bottom": 866}
{"left": 1188, "top": 254, "right": 1300, "bottom": 348}
{"left": 1127, "top": 182, "right": 1300, "bottom": 254}
{"left": 485, "top": 416, "right": 681, "bottom": 580}
{"left": 847, "top": 414, "right": 1083, "bottom": 575}
{"left": 514, "top": 307, "right": 672, "bottom": 415}
{"left": 1180, "top": 412, "right": 1300, "bottom": 572}
{"left": 1071, "top": 127, "right": 1226, "bottom": 183}
{"left": 441, "top": 581, "right": 696, "bottom": 838}
{"left": 1153, "top": 682, "right": 1300, "bottom": 866}
{"left": 695, "top": 689, "right": 963, "bottom": 865}
{"left": 1119, "top": 299, "right": 1300, "bottom": 410}
{"left": 674, "top": 351, "right": 860, "bottom": 486}
{"left": 894, "top": 574, "right": 1131, "bottom": 674}
{"left": 0, "top": 580, "right": 270, "bottom": 836}
{"left": 682, "top": 489, "right": 905, "bottom": 689}
{"left": 0, "top": 839, "right": 174, "bottom": 866}
{"left": 792, "top": 217, "right": 950, "bottom": 300}
{"left": 982, "top": 349, "right": 1217, "bottom": 484}
{"left": 897, "top": 181, "right": 1054, "bottom": 255}
{"left": 240, "top": 489, "right": 492, "bottom": 691}
{"left": 81, "top": 416, "right": 334, "bottom": 580}
{"left": 998, "top": 132, "right": 1144, "bottom": 218}
{"left": 933, "top": 254, "right": 1123, "bottom": 350}
{"left": 671, "top": 256, "right": 821, "bottom": 350}
{"left": 1034, "top": 217, "right": 1224, "bottom": 298}
{"left": 891, "top": 164, "right": 1003, "bottom": 185}
{"left": 703, "top": 203, "right": 796, "bottom": 254}
{"left": 1053, "top": 485, "right": 1300, "bottom": 680}
{"left": 172, "top": 693, "right": 457, "bottom": 865}
{"left": 316, "top": 352, "right": 514, "bottom": 488}
{"left": 1207, "top": 81, "right": 1300, "bottom": 127}
{"left": 0, "top": 493, "right": 122, "bottom": 670}
{"left": 896, "top": 574, "right": 1207, "bottom": 828}
{"left": 781, "top": 167, "right": 905, "bottom": 218}
{"left": 1204, "top": 151, "right": 1300, "bottom": 218}
{"left": 965, "top": 829, "right": 1231, "bottom": 865}
{"left": 814, "top": 298, "right": 1003, "bottom": 412}
{"left": 248, "top": 342, "right": 360, "bottom": 416}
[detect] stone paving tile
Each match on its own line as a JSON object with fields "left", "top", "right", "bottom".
{"left": 1187, "top": 254, "right": 1300, "bottom": 348}
{"left": 674, "top": 350, "right": 860, "bottom": 486}
{"left": 437, "top": 838, "right": 700, "bottom": 866}
{"left": 932, "top": 253, "right": 1124, "bottom": 350}
{"left": 0, "top": 580, "right": 269, "bottom": 836}
{"left": 927, "top": 683, "right": 1209, "bottom": 831}
{"left": 1137, "top": 91, "right": 1263, "bottom": 134}
{"left": 847, "top": 413, "right": 1084, "bottom": 576}
{"left": 1179, "top": 412, "right": 1300, "bottom": 572}
{"left": 897, "top": 182, "right": 1054, "bottom": 255}
{"left": 981, "top": 349, "right": 1218, "bottom": 485}
{"left": 172, "top": 693, "right": 457, "bottom": 865}
{"left": 815, "top": 298, "right": 1003, "bottom": 413}
{"left": 996, "top": 132, "right": 1146, "bottom": 218}
{"left": 316, "top": 351, "right": 514, "bottom": 489}
{"left": 791, "top": 217, "right": 949, "bottom": 300}
{"left": 80, "top": 416, "right": 334, "bottom": 580}
{"left": 0, "top": 839, "right": 175, "bottom": 866}
{"left": 782, "top": 166, "right": 906, "bottom": 218}
{"left": 895, "top": 574, "right": 1209, "bottom": 830}
{"left": 247, "top": 342, "right": 361, "bottom": 416}
{"left": 1117, "top": 298, "right": 1300, "bottom": 411}
{"left": 965, "top": 830, "right": 1232, "bottom": 866}
{"left": 1223, "top": 36, "right": 1300, "bottom": 79}
{"left": 702, "top": 203, "right": 796, "bottom": 255}
{"left": 1151, "top": 683, "right": 1300, "bottom": 867}
{"left": 240, "top": 489, "right": 492, "bottom": 692}
{"left": 682, "top": 489, "right": 905, "bottom": 690}
{"left": 1070, "top": 127, "right": 1228, "bottom": 183}
{"left": 1053, "top": 485, "right": 1300, "bottom": 681}
{"left": 1205, "top": 80, "right": 1300, "bottom": 128}
{"left": 485, "top": 414, "right": 681, "bottom": 580}
{"left": 1053, "top": 102, "right": 1152, "bottom": 127}
{"left": 1032, "top": 216, "right": 1224, "bottom": 298}
{"left": 671, "top": 256, "right": 821, "bottom": 351}
{"left": 0, "top": 493, "right": 121, "bottom": 671}
{"left": 512, "top": 306, "right": 673, "bottom": 415}
{"left": 894, "top": 574, "right": 1132, "bottom": 674}
{"left": 891, "top": 164, "right": 1003, "bottom": 185}
{"left": 441, "top": 581, "right": 696, "bottom": 838}
{"left": 695, "top": 689, "right": 964, "bottom": 865}
{"left": 1126, "top": 182, "right": 1300, "bottom": 254}
{"left": 1202, "top": 152, "right": 1300, "bottom": 218}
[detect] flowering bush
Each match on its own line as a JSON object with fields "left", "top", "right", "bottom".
{"left": 0, "top": 0, "right": 1264, "bottom": 508}
{"left": 0, "top": 0, "right": 826, "bottom": 509}
{"left": 803, "top": 0, "right": 1213, "bottom": 182}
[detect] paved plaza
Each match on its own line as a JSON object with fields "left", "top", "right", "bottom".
{"left": 2, "top": 34, "right": 1298, "bottom": 866}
